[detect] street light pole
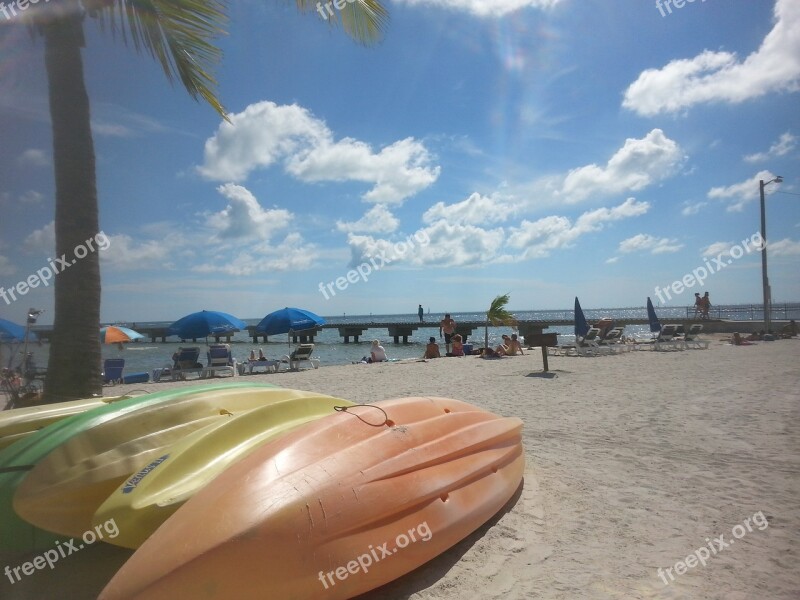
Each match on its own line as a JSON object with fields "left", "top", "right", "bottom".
{"left": 759, "top": 176, "right": 783, "bottom": 334}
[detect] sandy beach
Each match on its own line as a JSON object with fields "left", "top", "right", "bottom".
{"left": 2, "top": 334, "right": 798, "bottom": 599}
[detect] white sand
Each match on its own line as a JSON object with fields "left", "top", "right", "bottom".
{"left": 3, "top": 335, "right": 798, "bottom": 599}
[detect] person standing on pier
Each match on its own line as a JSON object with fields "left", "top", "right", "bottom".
{"left": 439, "top": 313, "right": 456, "bottom": 354}
{"left": 418, "top": 304, "right": 424, "bottom": 323}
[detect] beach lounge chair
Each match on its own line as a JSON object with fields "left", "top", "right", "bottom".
{"left": 578, "top": 328, "right": 615, "bottom": 356}
{"left": 102, "top": 358, "right": 125, "bottom": 385}
{"left": 206, "top": 344, "right": 235, "bottom": 377}
{"left": 281, "top": 344, "right": 320, "bottom": 371}
{"left": 683, "top": 324, "right": 710, "bottom": 349}
{"left": 653, "top": 324, "right": 683, "bottom": 351}
{"left": 171, "top": 346, "right": 204, "bottom": 380}
{"left": 598, "top": 327, "right": 630, "bottom": 353}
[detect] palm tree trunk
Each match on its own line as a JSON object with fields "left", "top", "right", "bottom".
{"left": 42, "top": 10, "right": 103, "bottom": 402}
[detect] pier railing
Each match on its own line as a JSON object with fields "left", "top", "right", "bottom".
{"left": 684, "top": 302, "right": 800, "bottom": 321}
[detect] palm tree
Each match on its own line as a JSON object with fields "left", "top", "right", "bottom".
{"left": 484, "top": 293, "right": 516, "bottom": 350}
{"left": 30, "top": 0, "right": 387, "bottom": 402}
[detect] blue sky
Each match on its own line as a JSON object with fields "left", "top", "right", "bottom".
{"left": 1, "top": 0, "right": 798, "bottom": 324}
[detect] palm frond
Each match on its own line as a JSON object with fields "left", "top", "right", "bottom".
{"left": 88, "top": 0, "right": 227, "bottom": 117}
{"left": 487, "top": 293, "right": 516, "bottom": 326}
{"left": 296, "top": 0, "right": 388, "bottom": 45}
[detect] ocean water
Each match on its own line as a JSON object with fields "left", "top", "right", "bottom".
{"left": 9, "top": 304, "right": 799, "bottom": 376}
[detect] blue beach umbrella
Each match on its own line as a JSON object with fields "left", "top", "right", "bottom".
{"left": 0, "top": 319, "right": 34, "bottom": 343}
{"left": 646, "top": 297, "right": 662, "bottom": 333}
{"left": 573, "top": 297, "right": 590, "bottom": 339}
{"left": 167, "top": 310, "right": 248, "bottom": 340}
{"left": 256, "top": 307, "right": 325, "bottom": 336}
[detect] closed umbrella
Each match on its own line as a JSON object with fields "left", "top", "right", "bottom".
{"left": 646, "top": 297, "right": 662, "bottom": 333}
{"left": 573, "top": 297, "right": 590, "bottom": 339}
{"left": 168, "top": 310, "right": 247, "bottom": 340}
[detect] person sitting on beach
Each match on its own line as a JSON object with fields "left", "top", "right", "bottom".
{"left": 493, "top": 335, "right": 511, "bottom": 356}
{"left": 506, "top": 333, "right": 525, "bottom": 355}
{"left": 369, "top": 340, "right": 387, "bottom": 363}
{"left": 732, "top": 332, "right": 754, "bottom": 346}
{"left": 447, "top": 334, "right": 465, "bottom": 357}
{"left": 258, "top": 348, "right": 267, "bottom": 361}
{"left": 423, "top": 337, "right": 441, "bottom": 359}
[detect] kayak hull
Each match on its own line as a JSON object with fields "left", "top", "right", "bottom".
{"left": 14, "top": 385, "right": 316, "bottom": 540}
{"left": 93, "top": 392, "right": 354, "bottom": 549}
{"left": 99, "top": 396, "right": 524, "bottom": 600}
{"left": 0, "top": 382, "right": 276, "bottom": 552}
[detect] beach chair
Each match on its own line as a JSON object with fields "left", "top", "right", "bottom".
{"left": 171, "top": 346, "right": 204, "bottom": 380}
{"left": 574, "top": 328, "right": 613, "bottom": 356}
{"left": 683, "top": 324, "right": 710, "bottom": 349}
{"left": 281, "top": 344, "right": 320, "bottom": 371}
{"left": 206, "top": 344, "right": 235, "bottom": 377}
{"left": 598, "top": 327, "right": 630, "bottom": 353}
{"left": 653, "top": 324, "right": 683, "bottom": 351}
{"left": 102, "top": 358, "right": 125, "bottom": 385}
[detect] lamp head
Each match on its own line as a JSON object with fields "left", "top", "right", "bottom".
{"left": 774, "top": 176, "right": 783, "bottom": 183}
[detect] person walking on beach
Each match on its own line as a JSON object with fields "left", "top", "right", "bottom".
{"left": 418, "top": 304, "right": 424, "bottom": 323}
{"left": 701, "top": 292, "right": 711, "bottom": 320}
{"left": 693, "top": 293, "right": 703, "bottom": 319}
{"left": 439, "top": 313, "right": 456, "bottom": 354}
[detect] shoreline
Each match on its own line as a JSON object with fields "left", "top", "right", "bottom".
{"left": 2, "top": 335, "right": 799, "bottom": 599}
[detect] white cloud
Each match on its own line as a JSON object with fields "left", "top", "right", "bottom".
{"left": 422, "top": 192, "right": 514, "bottom": 226}
{"left": 17, "top": 149, "right": 49, "bottom": 167}
{"left": 768, "top": 238, "right": 800, "bottom": 256}
{"left": 23, "top": 222, "right": 55, "bottom": 254}
{"left": 618, "top": 234, "right": 683, "bottom": 255}
{"left": 391, "top": 0, "right": 560, "bottom": 17}
{"left": 0, "top": 255, "right": 15, "bottom": 276}
{"left": 207, "top": 183, "right": 292, "bottom": 241}
{"left": 702, "top": 241, "right": 735, "bottom": 258}
{"left": 101, "top": 234, "right": 174, "bottom": 270}
{"left": 555, "top": 129, "right": 684, "bottom": 204}
{"left": 347, "top": 223, "right": 504, "bottom": 268}
{"left": 507, "top": 198, "right": 650, "bottom": 259}
{"left": 623, "top": 0, "right": 800, "bottom": 116}
{"left": 336, "top": 205, "right": 399, "bottom": 234}
{"left": 192, "top": 233, "right": 316, "bottom": 276}
{"left": 708, "top": 170, "right": 779, "bottom": 212}
{"left": 605, "top": 256, "right": 619, "bottom": 264}
{"left": 744, "top": 132, "right": 797, "bottom": 163}
{"left": 681, "top": 201, "right": 707, "bottom": 216}
{"left": 199, "top": 101, "right": 439, "bottom": 204}
{"left": 19, "top": 190, "right": 43, "bottom": 205}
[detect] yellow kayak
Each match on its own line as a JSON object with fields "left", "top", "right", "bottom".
{"left": 12, "top": 385, "right": 291, "bottom": 539}
{"left": 93, "top": 391, "right": 354, "bottom": 548}
{"left": 0, "top": 394, "right": 131, "bottom": 452}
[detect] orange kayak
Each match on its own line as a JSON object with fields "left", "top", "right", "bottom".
{"left": 99, "top": 396, "right": 524, "bottom": 600}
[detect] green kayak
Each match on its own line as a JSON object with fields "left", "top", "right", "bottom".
{"left": 0, "top": 382, "right": 278, "bottom": 554}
